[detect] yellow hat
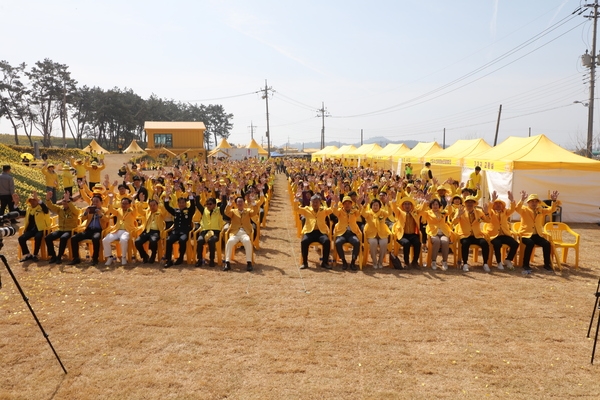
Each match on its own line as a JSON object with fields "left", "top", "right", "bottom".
{"left": 342, "top": 196, "right": 353, "bottom": 204}
{"left": 526, "top": 194, "right": 540, "bottom": 203}
{"left": 91, "top": 161, "right": 99, "bottom": 167}
{"left": 47, "top": 163, "right": 55, "bottom": 168}
{"left": 464, "top": 196, "right": 478, "bottom": 203}
{"left": 436, "top": 185, "right": 447, "bottom": 192}
{"left": 399, "top": 197, "right": 416, "bottom": 208}
{"left": 62, "top": 164, "right": 69, "bottom": 169}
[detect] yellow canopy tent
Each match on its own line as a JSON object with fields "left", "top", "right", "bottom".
{"left": 82, "top": 139, "right": 109, "bottom": 154}
{"left": 311, "top": 145, "right": 339, "bottom": 162}
{"left": 208, "top": 148, "right": 231, "bottom": 158}
{"left": 215, "top": 138, "right": 233, "bottom": 149}
{"left": 369, "top": 143, "right": 410, "bottom": 171}
{"left": 400, "top": 142, "right": 443, "bottom": 176}
{"left": 247, "top": 138, "right": 268, "bottom": 156}
{"left": 462, "top": 134, "right": 600, "bottom": 222}
{"left": 327, "top": 145, "right": 357, "bottom": 166}
{"left": 344, "top": 143, "right": 382, "bottom": 167}
{"left": 428, "top": 138, "right": 491, "bottom": 184}
{"left": 123, "top": 140, "right": 145, "bottom": 154}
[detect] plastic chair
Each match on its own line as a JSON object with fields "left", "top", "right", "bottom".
{"left": 513, "top": 222, "right": 560, "bottom": 271}
{"left": 17, "top": 225, "right": 49, "bottom": 261}
{"left": 392, "top": 238, "right": 424, "bottom": 268}
{"left": 426, "top": 235, "right": 459, "bottom": 268}
{"left": 543, "top": 222, "right": 580, "bottom": 269}
{"left": 543, "top": 200, "right": 562, "bottom": 223}
{"left": 360, "top": 233, "right": 391, "bottom": 270}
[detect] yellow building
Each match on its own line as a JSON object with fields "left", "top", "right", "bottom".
{"left": 143, "top": 121, "right": 206, "bottom": 160}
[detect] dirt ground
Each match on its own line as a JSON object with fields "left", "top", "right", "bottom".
{"left": 1, "top": 155, "right": 600, "bottom": 399}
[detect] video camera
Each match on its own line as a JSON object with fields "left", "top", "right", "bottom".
{"left": 0, "top": 211, "right": 20, "bottom": 251}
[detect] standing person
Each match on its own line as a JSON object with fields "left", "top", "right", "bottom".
{"left": 484, "top": 191, "right": 519, "bottom": 270}
{"left": 0, "top": 165, "right": 16, "bottom": 219}
{"left": 298, "top": 194, "right": 333, "bottom": 270}
{"left": 61, "top": 164, "right": 76, "bottom": 197}
{"left": 452, "top": 196, "right": 491, "bottom": 272}
{"left": 466, "top": 166, "right": 483, "bottom": 194}
{"left": 70, "top": 157, "right": 87, "bottom": 187}
{"left": 163, "top": 190, "right": 196, "bottom": 268}
{"left": 404, "top": 163, "right": 413, "bottom": 180}
{"left": 224, "top": 194, "right": 261, "bottom": 272}
{"left": 516, "top": 191, "right": 561, "bottom": 273}
{"left": 420, "top": 162, "right": 433, "bottom": 186}
{"left": 195, "top": 196, "right": 226, "bottom": 268}
{"left": 41, "top": 162, "right": 59, "bottom": 203}
{"left": 332, "top": 196, "right": 361, "bottom": 270}
{"left": 130, "top": 175, "right": 149, "bottom": 201}
{"left": 85, "top": 160, "right": 105, "bottom": 190}
{"left": 17, "top": 192, "right": 51, "bottom": 261}
{"left": 45, "top": 191, "right": 80, "bottom": 264}
{"left": 69, "top": 195, "right": 109, "bottom": 265}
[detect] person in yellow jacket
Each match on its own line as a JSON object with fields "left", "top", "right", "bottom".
{"left": 422, "top": 198, "right": 454, "bottom": 270}
{"left": 195, "top": 195, "right": 227, "bottom": 268}
{"left": 61, "top": 164, "right": 76, "bottom": 197}
{"left": 17, "top": 191, "right": 51, "bottom": 262}
{"left": 483, "top": 191, "right": 519, "bottom": 270}
{"left": 392, "top": 197, "right": 425, "bottom": 269}
{"left": 516, "top": 190, "right": 561, "bottom": 272}
{"left": 103, "top": 194, "right": 138, "bottom": 266}
{"left": 85, "top": 160, "right": 105, "bottom": 190}
{"left": 332, "top": 196, "right": 361, "bottom": 270}
{"left": 362, "top": 198, "right": 391, "bottom": 269}
{"left": 134, "top": 197, "right": 166, "bottom": 264}
{"left": 452, "top": 196, "right": 491, "bottom": 272}
{"left": 41, "top": 162, "right": 59, "bottom": 203}
{"left": 298, "top": 194, "right": 333, "bottom": 270}
{"left": 224, "top": 195, "right": 259, "bottom": 271}
{"left": 45, "top": 191, "right": 81, "bottom": 264}
{"left": 70, "top": 157, "right": 87, "bottom": 184}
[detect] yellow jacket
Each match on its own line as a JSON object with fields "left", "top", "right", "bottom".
{"left": 42, "top": 166, "right": 59, "bottom": 188}
{"left": 141, "top": 209, "right": 166, "bottom": 233}
{"left": 107, "top": 204, "right": 138, "bottom": 234}
{"left": 62, "top": 170, "right": 75, "bottom": 188}
{"left": 332, "top": 204, "right": 361, "bottom": 237}
{"left": 23, "top": 204, "right": 52, "bottom": 231}
{"left": 47, "top": 200, "right": 81, "bottom": 231}
{"left": 225, "top": 205, "right": 256, "bottom": 237}
{"left": 483, "top": 202, "right": 516, "bottom": 239}
{"left": 452, "top": 208, "right": 490, "bottom": 239}
{"left": 391, "top": 205, "right": 424, "bottom": 240}
{"left": 516, "top": 200, "right": 560, "bottom": 238}
{"left": 362, "top": 208, "right": 390, "bottom": 239}
{"left": 422, "top": 209, "right": 454, "bottom": 238}
{"left": 298, "top": 205, "right": 333, "bottom": 235}
{"left": 85, "top": 162, "right": 105, "bottom": 182}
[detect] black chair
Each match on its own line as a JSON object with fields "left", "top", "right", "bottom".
{"left": 543, "top": 200, "right": 562, "bottom": 223}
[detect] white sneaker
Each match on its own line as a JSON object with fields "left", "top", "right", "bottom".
{"left": 379, "top": 264, "right": 384, "bottom": 269}
{"left": 483, "top": 263, "right": 491, "bottom": 272}
{"left": 121, "top": 257, "right": 127, "bottom": 266}
{"left": 505, "top": 260, "right": 514, "bottom": 270}
{"left": 441, "top": 261, "right": 448, "bottom": 271}
{"left": 105, "top": 256, "right": 114, "bottom": 266}
{"left": 497, "top": 263, "right": 505, "bottom": 270}
{"left": 431, "top": 262, "right": 437, "bottom": 270}
{"left": 463, "top": 263, "right": 470, "bottom": 272}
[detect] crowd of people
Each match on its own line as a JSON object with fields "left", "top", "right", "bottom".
{"left": 4, "top": 156, "right": 273, "bottom": 272}
{"left": 287, "top": 158, "right": 561, "bottom": 274}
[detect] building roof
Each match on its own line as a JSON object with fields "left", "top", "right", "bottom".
{"left": 144, "top": 121, "right": 206, "bottom": 130}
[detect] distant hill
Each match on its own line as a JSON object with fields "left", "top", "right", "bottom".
{"left": 279, "top": 136, "right": 420, "bottom": 150}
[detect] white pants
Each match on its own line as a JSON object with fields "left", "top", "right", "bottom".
{"left": 103, "top": 230, "right": 130, "bottom": 258}
{"left": 225, "top": 228, "right": 252, "bottom": 262}
{"left": 368, "top": 237, "right": 388, "bottom": 266}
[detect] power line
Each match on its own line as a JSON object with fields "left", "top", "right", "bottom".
{"left": 183, "top": 91, "right": 259, "bottom": 102}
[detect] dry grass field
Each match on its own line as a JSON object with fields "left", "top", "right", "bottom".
{"left": 1, "top": 157, "right": 600, "bottom": 399}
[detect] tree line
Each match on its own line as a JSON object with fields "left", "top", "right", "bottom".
{"left": 0, "top": 58, "right": 233, "bottom": 150}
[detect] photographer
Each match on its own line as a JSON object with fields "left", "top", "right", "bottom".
{"left": 0, "top": 165, "right": 16, "bottom": 221}
{"left": 18, "top": 192, "right": 51, "bottom": 262}
{"left": 45, "top": 191, "right": 80, "bottom": 264}
{"left": 69, "top": 195, "right": 109, "bottom": 265}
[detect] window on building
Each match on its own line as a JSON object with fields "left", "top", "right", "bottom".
{"left": 154, "top": 133, "right": 173, "bottom": 148}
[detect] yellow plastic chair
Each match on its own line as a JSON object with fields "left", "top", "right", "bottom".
{"left": 543, "top": 222, "right": 580, "bottom": 269}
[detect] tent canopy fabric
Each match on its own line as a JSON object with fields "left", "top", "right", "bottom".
{"left": 123, "top": 140, "right": 145, "bottom": 154}
{"left": 428, "top": 139, "right": 491, "bottom": 183}
{"left": 247, "top": 138, "right": 268, "bottom": 156}
{"left": 370, "top": 143, "right": 411, "bottom": 171}
{"left": 311, "top": 145, "right": 338, "bottom": 156}
{"left": 463, "top": 134, "right": 600, "bottom": 172}
{"left": 401, "top": 142, "right": 443, "bottom": 164}
{"left": 208, "top": 148, "right": 231, "bottom": 158}
{"left": 82, "top": 139, "right": 109, "bottom": 154}
{"left": 215, "top": 138, "right": 233, "bottom": 149}
{"left": 328, "top": 145, "right": 357, "bottom": 159}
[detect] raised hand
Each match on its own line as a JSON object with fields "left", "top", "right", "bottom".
{"left": 491, "top": 190, "right": 498, "bottom": 202}
{"left": 507, "top": 191, "right": 514, "bottom": 202}
{"left": 46, "top": 191, "right": 53, "bottom": 201}
{"left": 520, "top": 190, "right": 527, "bottom": 201}
{"left": 550, "top": 190, "right": 560, "bottom": 201}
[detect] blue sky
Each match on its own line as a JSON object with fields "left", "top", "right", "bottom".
{"left": 0, "top": 0, "right": 593, "bottom": 149}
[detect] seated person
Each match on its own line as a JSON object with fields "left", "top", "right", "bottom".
{"left": 452, "top": 196, "right": 491, "bottom": 272}
{"left": 297, "top": 194, "right": 333, "bottom": 270}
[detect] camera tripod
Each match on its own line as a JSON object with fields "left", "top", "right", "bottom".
{"left": 0, "top": 254, "right": 67, "bottom": 374}
{"left": 587, "top": 278, "right": 600, "bottom": 365}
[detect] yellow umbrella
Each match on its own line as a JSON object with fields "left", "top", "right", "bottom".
{"left": 20, "top": 152, "right": 34, "bottom": 161}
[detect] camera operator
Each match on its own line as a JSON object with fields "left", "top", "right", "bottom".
{"left": 0, "top": 165, "right": 17, "bottom": 223}
{"left": 45, "top": 191, "right": 80, "bottom": 264}
{"left": 69, "top": 195, "right": 109, "bottom": 265}
{"left": 17, "top": 191, "right": 51, "bottom": 262}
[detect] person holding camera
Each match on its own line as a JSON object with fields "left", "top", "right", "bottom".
{"left": 45, "top": 191, "right": 80, "bottom": 264}
{"left": 69, "top": 195, "right": 109, "bottom": 265}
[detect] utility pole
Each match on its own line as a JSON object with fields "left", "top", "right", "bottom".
{"left": 529, "top": 127, "right": 531, "bottom": 137}
{"left": 260, "top": 80, "right": 274, "bottom": 158}
{"left": 583, "top": 0, "right": 599, "bottom": 158}
{"left": 443, "top": 128, "right": 446, "bottom": 149}
{"left": 248, "top": 121, "right": 257, "bottom": 140}
{"left": 316, "top": 102, "right": 330, "bottom": 150}
{"left": 361, "top": 129, "right": 363, "bottom": 146}
{"left": 494, "top": 104, "right": 502, "bottom": 146}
